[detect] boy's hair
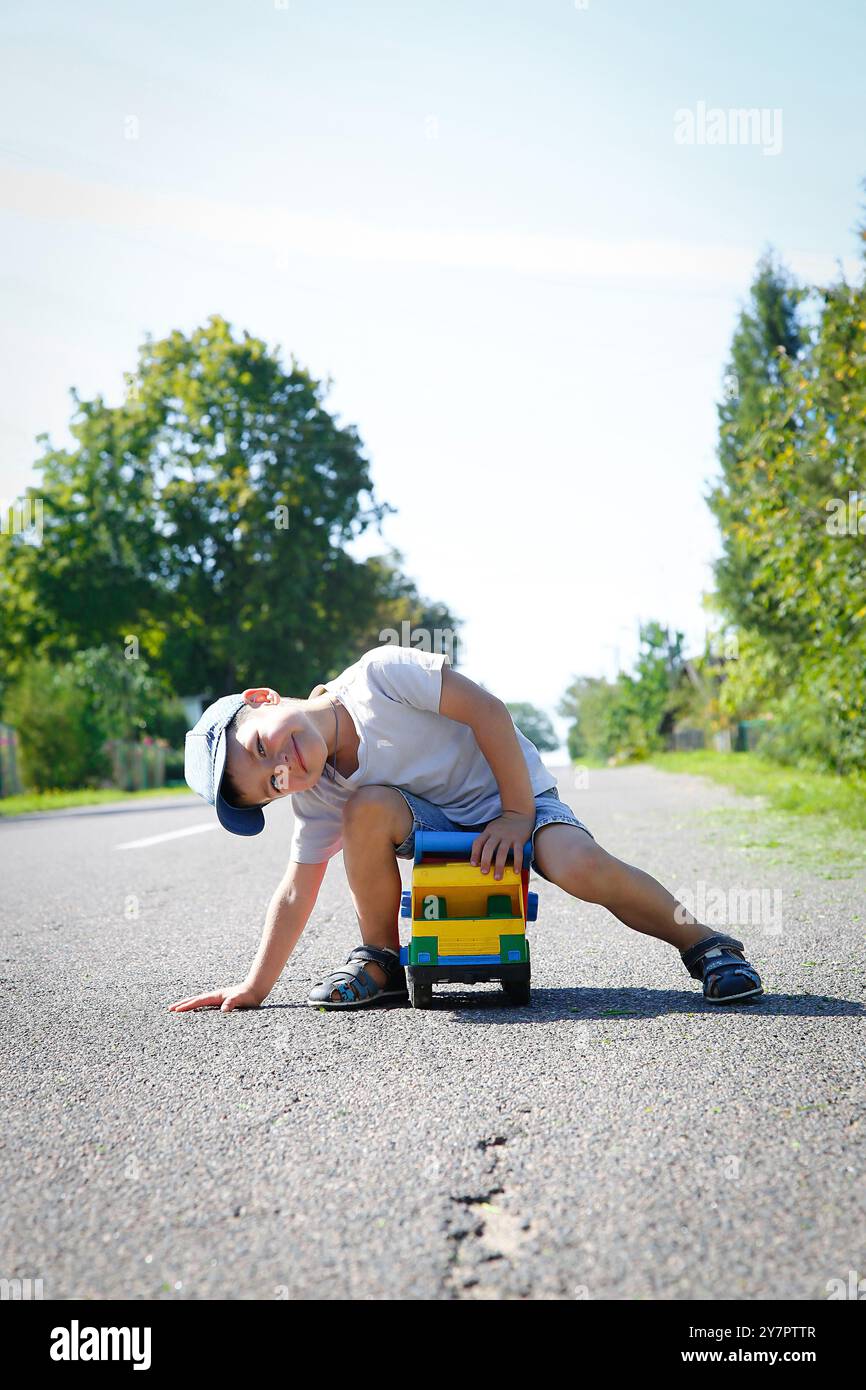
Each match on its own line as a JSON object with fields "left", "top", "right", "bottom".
{"left": 220, "top": 705, "right": 264, "bottom": 809}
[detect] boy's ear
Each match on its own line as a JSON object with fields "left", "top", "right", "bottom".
{"left": 241, "top": 687, "right": 281, "bottom": 707}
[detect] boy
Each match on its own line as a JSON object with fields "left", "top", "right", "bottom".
{"left": 171, "top": 646, "right": 763, "bottom": 1014}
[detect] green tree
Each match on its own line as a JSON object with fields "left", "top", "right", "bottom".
{"left": 505, "top": 702, "right": 558, "bottom": 752}
{"left": 0, "top": 317, "right": 457, "bottom": 703}
{"left": 708, "top": 251, "right": 807, "bottom": 643}
{"left": 558, "top": 676, "right": 620, "bottom": 760}
{"left": 706, "top": 222, "right": 866, "bottom": 772}
{"left": 68, "top": 645, "right": 188, "bottom": 744}
{"left": 616, "top": 621, "right": 688, "bottom": 748}
{"left": 559, "top": 624, "right": 689, "bottom": 762}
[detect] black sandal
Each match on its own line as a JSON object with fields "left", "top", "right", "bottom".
{"left": 681, "top": 933, "right": 764, "bottom": 1003}
{"left": 306, "top": 945, "right": 408, "bottom": 1010}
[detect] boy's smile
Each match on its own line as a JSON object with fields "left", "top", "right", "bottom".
{"left": 290, "top": 734, "right": 308, "bottom": 775}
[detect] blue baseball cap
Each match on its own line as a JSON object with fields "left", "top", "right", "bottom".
{"left": 184, "top": 694, "right": 266, "bottom": 836}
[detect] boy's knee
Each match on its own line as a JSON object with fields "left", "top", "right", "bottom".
{"left": 538, "top": 833, "right": 613, "bottom": 903}
{"left": 342, "top": 785, "right": 410, "bottom": 842}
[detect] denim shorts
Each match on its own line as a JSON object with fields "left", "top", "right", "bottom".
{"left": 392, "top": 785, "right": 593, "bottom": 881}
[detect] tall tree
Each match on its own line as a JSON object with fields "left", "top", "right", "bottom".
{"left": 706, "top": 225, "right": 866, "bottom": 772}
{"left": 559, "top": 623, "right": 689, "bottom": 761}
{"left": 708, "top": 251, "right": 806, "bottom": 641}
{"left": 0, "top": 318, "right": 457, "bottom": 702}
{"left": 505, "top": 702, "right": 558, "bottom": 752}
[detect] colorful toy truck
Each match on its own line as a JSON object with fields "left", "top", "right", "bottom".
{"left": 398, "top": 830, "right": 538, "bottom": 1009}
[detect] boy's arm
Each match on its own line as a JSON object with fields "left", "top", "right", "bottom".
{"left": 438, "top": 667, "right": 536, "bottom": 880}
{"left": 169, "top": 859, "right": 327, "bottom": 1012}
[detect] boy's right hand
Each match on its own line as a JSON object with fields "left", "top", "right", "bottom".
{"left": 169, "top": 984, "right": 262, "bottom": 1014}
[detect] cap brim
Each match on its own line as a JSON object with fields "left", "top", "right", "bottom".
{"left": 212, "top": 723, "right": 266, "bottom": 837}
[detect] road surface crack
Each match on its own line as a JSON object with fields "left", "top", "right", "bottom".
{"left": 443, "top": 1136, "right": 531, "bottom": 1298}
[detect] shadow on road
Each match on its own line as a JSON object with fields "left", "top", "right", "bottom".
{"left": 253, "top": 986, "right": 864, "bottom": 1020}
{"left": 423, "top": 985, "right": 864, "bottom": 1022}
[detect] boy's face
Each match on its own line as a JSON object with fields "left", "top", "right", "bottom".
{"left": 224, "top": 688, "right": 327, "bottom": 804}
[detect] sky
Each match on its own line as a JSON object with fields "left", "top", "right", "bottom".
{"left": 1, "top": 0, "right": 865, "bottom": 740}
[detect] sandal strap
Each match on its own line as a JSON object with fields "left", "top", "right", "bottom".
{"left": 680, "top": 932, "right": 745, "bottom": 981}
{"left": 313, "top": 945, "right": 403, "bottom": 1003}
{"left": 317, "top": 960, "right": 378, "bottom": 1000}
{"left": 704, "top": 958, "right": 758, "bottom": 981}
{"left": 346, "top": 945, "right": 400, "bottom": 977}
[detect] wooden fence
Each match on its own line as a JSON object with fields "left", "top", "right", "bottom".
{"left": 0, "top": 729, "right": 169, "bottom": 797}
{"left": 0, "top": 723, "right": 23, "bottom": 797}
{"left": 104, "top": 739, "right": 168, "bottom": 792}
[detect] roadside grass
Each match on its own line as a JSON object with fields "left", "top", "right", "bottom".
{"left": 648, "top": 751, "right": 866, "bottom": 877}
{"left": 0, "top": 783, "right": 193, "bottom": 817}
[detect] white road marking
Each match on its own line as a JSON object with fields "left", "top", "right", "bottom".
{"left": 115, "top": 823, "right": 219, "bottom": 850}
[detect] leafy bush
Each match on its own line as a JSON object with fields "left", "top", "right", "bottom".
{"left": 5, "top": 658, "right": 109, "bottom": 790}
{"left": 4, "top": 647, "right": 188, "bottom": 792}
{"left": 69, "top": 646, "right": 188, "bottom": 745}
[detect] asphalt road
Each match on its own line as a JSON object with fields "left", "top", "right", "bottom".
{"left": 2, "top": 765, "right": 864, "bottom": 1301}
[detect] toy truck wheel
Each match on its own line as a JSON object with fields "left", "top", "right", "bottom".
{"left": 502, "top": 978, "right": 531, "bottom": 1007}
{"left": 409, "top": 978, "right": 433, "bottom": 1009}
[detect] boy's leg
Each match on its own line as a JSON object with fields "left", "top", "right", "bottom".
{"left": 532, "top": 823, "right": 713, "bottom": 951}
{"left": 334, "top": 785, "right": 415, "bottom": 996}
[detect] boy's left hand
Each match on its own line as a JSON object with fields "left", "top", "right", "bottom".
{"left": 471, "top": 811, "right": 535, "bottom": 880}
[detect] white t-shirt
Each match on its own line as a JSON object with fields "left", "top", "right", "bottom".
{"left": 289, "top": 646, "right": 554, "bottom": 864}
